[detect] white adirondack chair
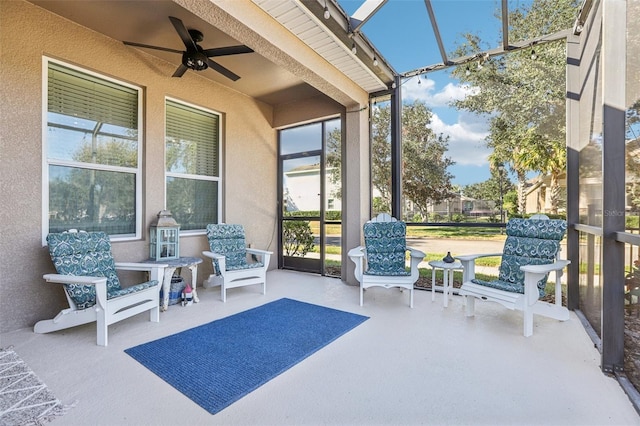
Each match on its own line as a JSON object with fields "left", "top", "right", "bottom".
{"left": 348, "top": 213, "right": 425, "bottom": 307}
{"left": 202, "top": 224, "right": 272, "bottom": 302}
{"left": 34, "top": 230, "right": 166, "bottom": 346}
{"left": 457, "top": 215, "right": 570, "bottom": 336}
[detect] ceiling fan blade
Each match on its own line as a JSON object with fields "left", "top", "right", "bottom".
{"left": 169, "top": 16, "right": 197, "bottom": 51}
{"left": 206, "top": 58, "right": 240, "bottom": 81}
{"left": 201, "top": 45, "right": 254, "bottom": 57}
{"left": 123, "top": 41, "right": 183, "bottom": 54}
{"left": 172, "top": 64, "right": 189, "bottom": 78}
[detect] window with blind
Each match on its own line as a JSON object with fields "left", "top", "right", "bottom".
{"left": 44, "top": 59, "right": 142, "bottom": 239}
{"left": 165, "top": 99, "right": 221, "bottom": 231}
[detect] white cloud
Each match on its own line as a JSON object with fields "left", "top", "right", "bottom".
{"left": 401, "top": 77, "right": 490, "bottom": 166}
{"left": 402, "top": 77, "right": 478, "bottom": 106}
{"left": 429, "top": 112, "right": 490, "bottom": 166}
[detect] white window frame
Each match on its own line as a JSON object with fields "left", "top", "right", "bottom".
{"left": 164, "top": 97, "right": 223, "bottom": 234}
{"left": 42, "top": 57, "right": 143, "bottom": 245}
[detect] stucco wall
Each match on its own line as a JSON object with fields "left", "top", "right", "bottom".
{"left": 0, "top": 1, "right": 280, "bottom": 332}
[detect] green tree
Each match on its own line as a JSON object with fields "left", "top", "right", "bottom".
{"left": 66, "top": 138, "right": 137, "bottom": 225}
{"left": 326, "top": 127, "right": 342, "bottom": 201}
{"left": 626, "top": 98, "right": 640, "bottom": 213}
{"left": 402, "top": 102, "right": 455, "bottom": 219}
{"left": 371, "top": 102, "right": 392, "bottom": 210}
{"left": 371, "top": 101, "right": 455, "bottom": 220}
{"left": 451, "top": 0, "right": 579, "bottom": 214}
{"left": 463, "top": 168, "right": 515, "bottom": 215}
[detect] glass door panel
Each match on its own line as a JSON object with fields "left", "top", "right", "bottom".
{"left": 281, "top": 153, "right": 322, "bottom": 273}
{"left": 279, "top": 119, "right": 341, "bottom": 275}
{"left": 283, "top": 156, "right": 321, "bottom": 216}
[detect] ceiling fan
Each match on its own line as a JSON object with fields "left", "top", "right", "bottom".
{"left": 123, "top": 16, "right": 253, "bottom": 81}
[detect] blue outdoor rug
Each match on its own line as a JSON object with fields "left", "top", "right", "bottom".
{"left": 125, "top": 298, "right": 368, "bottom": 414}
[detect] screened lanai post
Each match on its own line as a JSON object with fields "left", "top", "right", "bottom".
{"left": 390, "top": 75, "right": 402, "bottom": 219}
{"left": 566, "top": 34, "right": 581, "bottom": 312}
{"left": 342, "top": 104, "right": 371, "bottom": 286}
{"left": 601, "top": 0, "right": 627, "bottom": 374}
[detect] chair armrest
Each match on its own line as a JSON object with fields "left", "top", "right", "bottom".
{"left": 348, "top": 246, "right": 365, "bottom": 258}
{"left": 247, "top": 248, "right": 272, "bottom": 270}
{"left": 115, "top": 262, "right": 167, "bottom": 284}
{"left": 43, "top": 274, "right": 107, "bottom": 285}
{"left": 347, "top": 246, "right": 365, "bottom": 283}
{"left": 521, "top": 260, "right": 571, "bottom": 305}
{"left": 43, "top": 274, "right": 109, "bottom": 310}
{"left": 246, "top": 248, "right": 273, "bottom": 256}
{"left": 407, "top": 248, "right": 425, "bottom": 279}
{"left": 202, "top": 250, "right": 224, "bottom": 260}
{"left": 407, "top": 247, "right": 425, "bottom": 259}
{"left": 455, "top": 253, "right": 503, "bottom": 262}
{"left": 115, "top": 262, "right": 168, "bottom": 271}
{"left": 456, "top": 253, "right": 503, "bottom": 282}
{"left": 520, "top": 259, "right": 571, "bottom": 274}
{"left": 202, "top": 250, "right": 226, "bottom": 275}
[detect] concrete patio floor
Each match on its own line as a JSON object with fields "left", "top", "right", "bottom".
{"left": 2, "top": 269, "right": 639, "bottom": 425}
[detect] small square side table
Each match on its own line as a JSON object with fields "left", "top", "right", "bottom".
{"left": 428, "top": 260, "right": 463, "bottom": 308}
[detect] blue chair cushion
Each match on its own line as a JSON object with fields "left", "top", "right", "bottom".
{"left": 47, "top": 231, "right": 157, "bottom": 310}
{"left": 473, "top": 218, "right": 567, "bottom": 297}
{"left": 206, "top": 224, "right": 264, "bottom": 273}
{"left": 363, "top": 221, "right": 410, "bottom": 276}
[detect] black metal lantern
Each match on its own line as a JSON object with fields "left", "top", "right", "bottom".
{"left": 149, "top": 210, "right": 180, "bottom": 261}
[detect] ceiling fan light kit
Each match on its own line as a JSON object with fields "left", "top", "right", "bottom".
{"left": 123, "top": 16, "right": 253, "bottom": 80}
{"left": 183, "top": 51, "right": 208, "bottom": 71}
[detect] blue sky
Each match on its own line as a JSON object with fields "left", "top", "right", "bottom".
{"left": 338, "top": 0, "right": 517, "bottom": 186}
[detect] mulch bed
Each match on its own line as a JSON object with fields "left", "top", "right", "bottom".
{"left": 625, "top": 309, "right": 640, "bottom": 392}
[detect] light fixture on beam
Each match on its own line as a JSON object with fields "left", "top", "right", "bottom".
{"left": 373, "top": 55, "right": 378, "bottom": 67}
{"left": 351, "top": 42, "right": 357, "bottom": 55}
{"left": 323, "top": 1, "right": 330, "bottom": 19}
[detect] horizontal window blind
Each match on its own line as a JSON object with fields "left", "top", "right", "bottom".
{"left": 166, "top": 100, "right": 219, "bottom": 177}
{"left": 48, "top": 62, "right": 137, "bottom": 130}
{"left": 45, "top": 60, "right": 141, "bottom": 239}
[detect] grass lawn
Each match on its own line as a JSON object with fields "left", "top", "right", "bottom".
{"left": 406, "top": 226, "right": 505, "bottom": 240}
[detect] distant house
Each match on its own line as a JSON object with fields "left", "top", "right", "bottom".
{"left": 405, "top": 194, "right": 494, "bottom": 220}
{"left": 284, "top": 164, "right": 341, "bottom": 212}
{"left": 524, "top": 174, "right": 568, "bottom": 215}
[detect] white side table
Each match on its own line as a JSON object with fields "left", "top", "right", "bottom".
{"left": 428, "top": 260, "right": 463, "bottom": 307}
{"left": 147, "top": 256, "right": 203, "bottom": 311}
